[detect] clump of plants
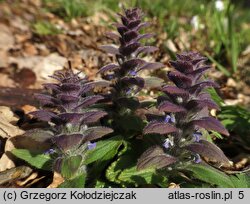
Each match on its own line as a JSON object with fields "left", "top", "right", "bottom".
{"left": 12, "top": 7, "right": 250, "bottom": 188}
{"left": 29, "top": 68, "right": 112, "bottom": 186}
{"left": 98, "top": 7, "right": 163, "bottom": 138}
{"left": 138, "top": 51, "right": 230, "bottom": 170}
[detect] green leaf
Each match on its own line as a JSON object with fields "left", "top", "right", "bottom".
{"left": 59, "top": 174, "right": 86, "bottom": 188}
{"left": 229, "top": 174, "right": 250, "bottom": 188}
{"left": 206, "top": 87, "right": 224, "bottom": 107}
{"left": 205, "top": 53, "right": 231, "bottom": 77}
{"left": 106, "top": 154, "right": 167, "bottom": 187}
{"left": 61, "top": 155, "right": 82, "bottom": 179}
{"left": 84, "top": 135, "right": 123, "bottom": 164}
{"left": 12, "top": 149, "right": 53, "bottom": 171}
{"left": 144, "top": 77, "right": 164, "bottom": 88}
{"left": 186, "top": 163, "right": 235, "bottom": 187}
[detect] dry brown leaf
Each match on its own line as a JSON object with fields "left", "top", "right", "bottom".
{"left": 0, "top": 166, "right": 33, "bottom": 184}
{"left": 0, "top": 153, "right": 15, "bottom": 172}
{"left": 0, "top": 106, "right": 24, "bottom": 138}
{"left": 47, "top": 172, "right": 64, "bottom": 188}
{"left": 0, "top": 73, "right": 15, "bottom": 87}
{"left": 0, "top": 24, "right": 14, "bottom": 51}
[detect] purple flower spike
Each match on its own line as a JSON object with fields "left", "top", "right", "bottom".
{"left": 138, "top": 52, "right": 230, "bottom": 170}
{"left": 193, "top": 154, "right": 201, "bottom": 163}
{"left": 87, "top": 142, "right": 97, "bottom": 150}
{"left": 44, "top": 148, "right": 56, "bottom": 155}
{"left": 99, "top": 7, "right": 163, "bottom": 109}
{"left": 193, "top": 131, "right": 202, "bottom": 142}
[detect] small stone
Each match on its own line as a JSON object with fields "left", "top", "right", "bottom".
{"left": 226, "top": 78, "right": 237, "bottom": 87}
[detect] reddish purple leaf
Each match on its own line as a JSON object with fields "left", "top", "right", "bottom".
{"left": 123, "top": 30, "right": 139, "bottom": 42}
{"left": 58, "top": 113, "right": 85, "bottom": 124}
{"left": 187, "top": 99, "right": 220, "bottom": 110}
{"left": 84, "top": 126, "right": 113, "bottom": 142}
{"left": 100, "top": 45, "right": 120, "bottom": 55}
{"left": 58, "top": 94, "right": 78, "bottom": 103}
{"left": 137, "top": 62, "right": 164, "bottom": 72}
{"left": 117, "top": 25, "right": 129, "bottom": 35}
{"left": 134, "top": 22, "right": 150, "bottom": 31}
{"left": 162, "top": 86, "right": 189, "bottom": 99}
{"left": 105, "top": 32, "right": 120, "bottom": 40}
{"left": 121, "top": 76, "right": 145, "bottom": 88}
{"left": 168, "top": 71, "right": 193, "bottom": 88}
{"left": 136, "top": 33, "right": 154, "bottom": 41}
{"left": 137, "top": 146, "right": 177, "bottom": 170}
{"left": 81, "top": 110, "right": 107, "bottom": 124}
{"left": 121, "top": 58, "right": 145, "bottom": 71}
{"left": 158, "top": 101, "right": 186, "bottom": 113}
{"left": 53, "top": 134, "right": 84, "bottom": 152}
{"left": 35, "top": 94, "right": 57, "bottom": 106}
{"left": 120, "top": 15, "right": 129, "bottom": 26}
{"left": 119, "top": 42, "right": 140, "bottom": 56}
{"left": 143, "top": 121, "right": 177, "bottom": 135}
{"left": 189, "top": 65, "right": 211, "bottom": 76}
{"left": 74, "top": 95, "right": 104, "bottom": 110}
{"left": 189, "top": 81, "right": 219, "bottom": 95}
{"left": 60, "top": 83, "right": 81, "bottom": 95}
{"left": 128, "top": 19, "right": 141, "bottom": 29}
{"left": 185, "top": 140, "right": 230, "bottom": 164}
{"left": 97, "top": 64, "right": 120, "bottom": 74}
{"left": 135, "top": 46, "right": 158, "bottom": 56}
{"left": 169, "top": 60, "right": 194, "bottom": 74}
{"left": 30, "top": 110, "right": 58, "bottom": 122}
{"left": 192, "top": 117, "right": 229, "bottom": 136}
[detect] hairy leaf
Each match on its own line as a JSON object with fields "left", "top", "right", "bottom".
{"left": 189, "top": 81, "right": 219, "bottom": 95}
{"left": 100, "top": 45, "right": 120, "bottom": 55}
{"left": 97, "top": 64, "right": 120, "bottom": 74}
{"left": 135, "top": 46, "right": 158, "bottom": 56}
{"left": 119, "top": 42, "right": 140, "bottom": 56}
{"left": 185, "top": 140, "right": 230, "bottom": 164}
{"left": 53, "top": 134, "right": 84, "bottom": 151}
{"left": 84, "top": 126, "right": 113, "bottom": 142}
{"left": 75, "top": 95, "right": 104, "bottom": 110}
{"left": 158, "top": 101, "right": 186, "bottom": 113}
{"left": 30, "top": 110, "right": 58, "bottom": 122}
{"left": 169, "top": 60, "right": 194, "bottom": 74}
{"left": 192, "top": 117, "right": 229, "bottom": 136}
{"left": 138, "top": 62, "right": 164, "bottom": 72}
{"left": 143, "top": 121, "right": 177, "bottom": 135}
{"left": 137, "top": 146, "right": 177, "bottom": 170}
{"left": 168, "top": 71, "right": 193, "bottom": 88}
{"left": 121, "top": 76, "right": 145, "bottom": 88}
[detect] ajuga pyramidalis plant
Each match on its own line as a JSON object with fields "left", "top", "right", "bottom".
{"left": 98, "top": 7, "right": 163, "bottom": 136}
{"left": 137, "top": 52, "right": 230, "bottom": 170}
{"left": 31, "top": 67, "right": 113, "bottom": 184}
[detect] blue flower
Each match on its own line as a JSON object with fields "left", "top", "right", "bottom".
{"left": 193, "top": 154, "right": 201, "bottom": 163}
{"left": 129, "top": 70, "right": 137, "bottom": 76}
{"left": 44, "top": 148, "right": 56, "bottom": 155}
{"left": 164, "top": 115, "right": 171, "bottom": 123}
{"left": 193, "top": 131, "right": 202, "bottom": 142}
{"left": 163, "top": 138, "right": 174, "bottom": 149}
{"left": 164, "top": 114, "right": 175, "bottom": 123}
{"left": 87, "top": 142, "right": 96, "bottom": 150}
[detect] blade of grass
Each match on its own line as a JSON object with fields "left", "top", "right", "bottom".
{"left": 205, "top": 53, "right": 231, "bottom": 77}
